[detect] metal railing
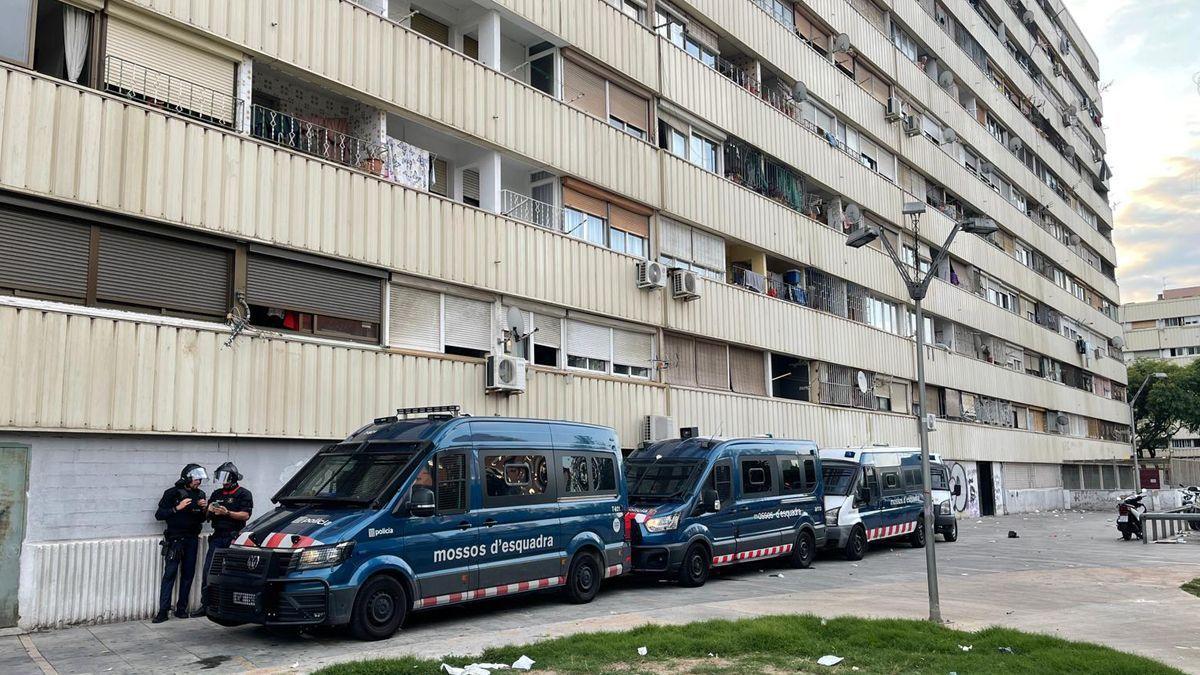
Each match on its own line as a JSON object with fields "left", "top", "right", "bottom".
{"left": 500, "top": 189, "right": 561, "bottom": 231}
{"left": 250, "top": 104, "right": 386, "bottom": 174}
{"left": 1141, "top": 507, "right": 1200, "bottom": 544}
{"left": 103, "top": 55, "right": 238, "bottom": 127}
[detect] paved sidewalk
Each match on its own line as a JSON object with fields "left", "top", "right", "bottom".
{"left": 3, "top": 512, "right": 1198, "bottom": 674}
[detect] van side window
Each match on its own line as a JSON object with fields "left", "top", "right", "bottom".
{"left": 802, "top": 458, "right": 817, "bottom": 491}
{"left": 707, "top": 460, "right": 732, "bottom": 506}
{"left": 903, "top": 468, "right": 922, "bottom": 489}
{"left": 778, "top": 457, "right": 805, "bottom": 494}
{"left": 435, "top": 453, "right": 468, "bottom": 513}
{"left": 740, "top": 458, "right": 775, "bottom": 495}
{"left": 483, "top": 453, "right": 551, "bottom": 505}
{"left": 881, "top": 469, "right": 903, "bottom": 495}
{"left": 559, "top": 454, "right": 617, "bottom": 495}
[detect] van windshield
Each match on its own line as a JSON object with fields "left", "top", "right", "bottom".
{"left": 625, "top": 460, "right": 704, "bottom": 500}
{"left": 822, "top": 463, "right": 858, "bottom": 496}
{"left": 931, "top": 467, "right": 949, "bottom": 491}
{"left": 277, "top": 446, "right": 417, "bottom": 504}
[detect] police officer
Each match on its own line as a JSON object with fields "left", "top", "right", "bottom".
{"left": 199, "top": 462, "right": 253, "bottom": 614}
{"left": 153, "top": 464, "right": 208, "bottom": 623}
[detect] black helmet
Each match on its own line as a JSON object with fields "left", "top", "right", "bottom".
{"left": 179, "top": 463, "right": 207, "bottom": 483}
{"left": 214, "top": 461, "right": 242, "bottom": 484}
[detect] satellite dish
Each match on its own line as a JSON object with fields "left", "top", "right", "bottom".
{"left": 941, "top": 126, "right": 957, "bottom": 144}
{"left": 856, "top": 371, "right": 870, "bottom": 394}
{"left": 1064, "top": 103, "right": 1077, "bottom": 115}
{"left": 845, "top": 203, "right": 862, "bottom": 225}
{"left": 1111, "top": 335, "right": 1125, "bottom": 349}
{"left": 791, "top": 80, "right": 809, "bottom": 103}
{"left": 1008, "top": 137, "right": 1024, "bottom": 153}
{"left": 979, "top": 161, "right": 993, "bottom": 175}
{"left": 506, "top": 306, "right": 526, "bottom": 336}
{"left": 1069, "top": 233, "right": 1081, "bottom": 245}
{"left": 1022, "top": 9, "right": 1034, "bottom": 23}
{"left": 832, "top": 33, "right": 852, "bottom": 53}
{"left": 1063, "top": 144, "right": 1076, "bottom": 160}
{"left": 938, "top": 70, "right": 955, "bottom": 88}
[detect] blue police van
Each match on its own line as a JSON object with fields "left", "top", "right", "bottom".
{"left": 206, "top": 406, "right": 630, "bottom": 640}
{"left": 819, "top": 447, "right": 927, "bottom": 560}
{"left": 625, "top": 430, "right": 825, "bottom": 587}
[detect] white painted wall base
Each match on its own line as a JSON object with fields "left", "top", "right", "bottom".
{"left": 1004, "top": 488, "right": 1070, "bottom": 513}
{"left": 1066, "top": 489, "right": 1181, "bottom": 512}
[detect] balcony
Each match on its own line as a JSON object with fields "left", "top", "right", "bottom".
{"left": 250, "top": 104, "right": 384, "bottom": 173}
{"left": 500, "top": 189, "right": 561, "bottom": 231}
{"left": 103, "top": 55, "right": 237, "bottom": 128}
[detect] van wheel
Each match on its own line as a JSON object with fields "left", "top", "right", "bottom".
{"left": 349, "top": 575, "right": 407, "bottom": 641}
{"left": 565, "top": 551, "right": 602, "bottom": 604}
{"left": 677, "top": 544, "right": 710, "bottom": 587}
{"left": 790, "top": 530, "right": 816, "bottom": 569}
{"left": 910, "top": 519, "right": 927, "bottom": 549}
{"left": 844, "top": 525, "right": 867, "bottom": 561}
{"left": 942, "top": 519, "right": 958, "bottom": 542}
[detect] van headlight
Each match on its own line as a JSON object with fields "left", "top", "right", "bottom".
{"left": 293, "top": 542, "right": 354, "bottom": 570}
{"left": 939, "top": 500, "right": 952, "bottom": 515}
{"left": 644, "top": 512, "right": 681, "bottom": 532}
{"left": 824, "top": 507, "right": 840, "bottom": 526}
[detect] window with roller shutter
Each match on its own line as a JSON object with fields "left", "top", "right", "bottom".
{"left": 246, "top": 250, "right": 383, "bottom": 342}
{"left": 565, "top": 319, "right": 611, "bottom": 373}
{"left": 442, "top": 295, "right": 493, "bottom": 356}
{"left": 730, "top": 347, "right": 767, "bottom": 396}
{"left": 0, "top": 208, "right": 91, "bottom": 301}
{"left": 531, "top": 313, "right": 562, "bottom": 367}
{"left": 612, "top": 328, "right": 654, "bottom": 378}
{"left": 388, "top": 284, "right": 441, "bottom": 352}
{"left": 662, "top": 334, "right": 697, "bottom": 387}
{"left": 695, "top": 340, "right": 730, "bottom": 390}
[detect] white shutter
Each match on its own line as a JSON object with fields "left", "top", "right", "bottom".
{"left": 613, "top": 328, "right": 653, "bottom": 368}
{"left": 389, "top": 284, "right": 441, "bottom": 351}
{"left": 443, "top": 295, "right": 493, "bottom": 352}
{"left": 658, "top": 216, "right": 692, "bottom": 260}
{"left": 565, "top": 320, "right": 611, "bottom": 361}
{"left": 533, "top": 313, "right": 561, "bottom": 348}
{"left": 691, "top": 228, "right": 725, "bottom": 271}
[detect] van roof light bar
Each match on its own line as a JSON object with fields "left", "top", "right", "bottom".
{"left": 395, "top": 405, "right": 462, "bottom": 418}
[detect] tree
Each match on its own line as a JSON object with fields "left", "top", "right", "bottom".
{"left": 1127, "top": 359, "right": 1190, "bottom": 457}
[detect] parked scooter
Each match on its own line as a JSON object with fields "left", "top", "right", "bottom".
{"left": 1117, "top": 492, "right": 1147, "bottom": 540}
{"left": 1180, "top": 485, "right": 1200, "bottom": 531}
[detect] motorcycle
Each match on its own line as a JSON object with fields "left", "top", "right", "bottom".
{"left": 1181, "top": 486, "right": 1200, "bottom": 531}
{"left": 1117, "top": 492, "right": 1146, "bottom": 540}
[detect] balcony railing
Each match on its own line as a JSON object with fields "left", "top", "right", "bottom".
{"left": 500, "top": 189, "right": 562, "bottom": 231}
{"left": 250, "top": 104, "right": 386, "bottom": 175}
{"left": 103, "top": 55, "right": 237, "bottom": 127}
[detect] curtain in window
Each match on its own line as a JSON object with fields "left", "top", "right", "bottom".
{"left": 63, "top": 6, "right": 91, "bottom": 83}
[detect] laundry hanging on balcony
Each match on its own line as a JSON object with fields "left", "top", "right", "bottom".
{"left": 383, "top": 138, "right": 431, "bottom": 191}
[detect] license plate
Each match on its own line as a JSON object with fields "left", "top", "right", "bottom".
{"left": 232, "top": 592, "right": 257, "bottom": 607}
{"left": 1117, "top": 515, "right": 1128, "bottom": 523}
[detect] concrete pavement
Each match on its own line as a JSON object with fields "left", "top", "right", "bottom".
{"left": 2, "top": 512, "right": 1198, "bottom": 674}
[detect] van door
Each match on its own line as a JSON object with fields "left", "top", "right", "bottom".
{"left": 695, "top": 458, "right": 735, "bottom": 561}
{"left": 473, "top": 422, "right": 562, "bottom": 591}
{"left": 733, "top": 453, "right": 783, "bottom": 555}
{"left": 553, "top": 450, "right": 622, "bottom": 573}
{"left": 403, "top": 450, "right": 478, "bottom": 605}
{"left": 858, "top": 465, "right": 885, "bottom": 539}
{"left": 776, "top": 453, "right": 820, "bottom": 546}
{"left": 877, "top": 467, "right": 909, "bottom": 536}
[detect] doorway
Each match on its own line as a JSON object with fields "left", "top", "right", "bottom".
{"left": 977, "top": 460, "right": 996, "bottom": 516}
{"left": 0, "top": 444, "right": 30, "bottom": 628}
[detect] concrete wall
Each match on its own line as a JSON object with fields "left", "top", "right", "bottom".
{"left": 1067, "top": 489, "right": 1182, "bottom": 512}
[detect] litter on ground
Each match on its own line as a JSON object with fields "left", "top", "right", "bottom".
{"left": 817, "top": 655, "right": 844, "bottom": 666}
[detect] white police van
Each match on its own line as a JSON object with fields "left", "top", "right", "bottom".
{"left": 819, "top": 447, "right": 927, "bottom": 560}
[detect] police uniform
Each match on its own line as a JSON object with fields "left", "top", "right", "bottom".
{"left": 201, "top": 483, "right": 253, "bottom": 607}
{"left": 154, "top": 468, "right": 207, "bottom": 619}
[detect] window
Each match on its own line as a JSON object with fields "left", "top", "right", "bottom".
{"left": 756, "top": 0, "right": 795, "bottom": 30}
{"left": 891, "top": 23, "right": 918, "bottom": 62}
{"left": 564, "top": 318, "right": 653, "bottom": 377}
{"left": 866, "top": 296, "right": 900, "bottom": 334}
{"left": 619, "top": 0, "right": 644, "bottom": 22}
{"left": 690, "top": 133, "right": 719, "bottom": 173}
{"left": 740, "top": 458, "right": 775, "bottom": 495}
{"left": 483, "top": 454, "right": 551, "bottom": 504}
{"left": 684, "top": 36, "right": 717, "bottom": 68}
{"left": 2, "top": 0, "right": 95, "bottom": 85}
{"left": 560, "top": 454, "right": 618, "bottom": 495}
{"left": 436, "top": 453, "right": 468, "bottom": 513}
{"left": 770, "top": 354, "right": 810, "bottom": 401}
{"left": 779, "top": 456, "right": 815, "bottom": 494}
{"left": 882, "top": 470, "right": 901, "bottom": 493}
{"left": 567, "top": 355, "right": 609, "bottom": 372}
{"left": 389, "top": 284, "right": 494, "bottom": 356}
{"left": 609, "top": 115, "right": 646, "bottom": 140}
{"left": 655, "top": 8, "right": 685, "bottom": 48}
{"left": 562, "top": 181, "right": 651, "bottom": 258}
{"left": 660, "top": 122, "right": 688, "bottom": 157}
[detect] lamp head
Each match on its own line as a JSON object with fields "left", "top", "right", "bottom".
{"left": 902, "top": 202, "right": 926, "bottom": 216}
{"left": 845, "top": 225, "right": 880, "bottom": 249}
{"left": 1152, "top": 372, "right": 1168, "bottom": 379}
{"left": 959, "top": 216, "right": 998, "bottom": 236}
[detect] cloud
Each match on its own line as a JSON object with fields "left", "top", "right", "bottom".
{"left": 1115, "top": 151, "right": 1200, "bottom": 301}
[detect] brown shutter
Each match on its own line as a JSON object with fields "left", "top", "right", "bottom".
{"left": 729, "top": 347, "right": 766, "bottom": 396}
{"left": 463, "top": 35, "right": 479, "bottom": 60}
{"left": 607, "top": 82, "right": 649, "bottom": 133}
{"left": 411, "top": 13, "right": 450, "bottom": 45}
{"left": 608, "top": 205, "right": 649, "bottom": 238}
{"left": 96, "top": 227, "right": 231, "bottom": 317}
{"left": 662, "top": 334, "right": 697, "bottom": 387}
{"left": 562, "top": 186, "right": 608, "bottom": 218}
{"left": 0, "top": 208, "right": 91, "bottom": 300}
{"left": 695, "top": 340, "right": 730, "bottom": 390}
{"left": 429, "top": 158, "right": 449, "bottom": 196}
{"left": 563, "top": 59, "right": 607, "bottom": 119}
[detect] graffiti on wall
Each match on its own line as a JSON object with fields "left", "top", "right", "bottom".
{"left": 948, "top": 461, "right": 980, "bottom": 518}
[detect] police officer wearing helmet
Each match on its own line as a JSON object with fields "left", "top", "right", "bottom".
{"left": 153, "top": 464, "right": 208, "bottom": 623}
{"left": 199, "top": 462, "right": 253, "bottom": 614}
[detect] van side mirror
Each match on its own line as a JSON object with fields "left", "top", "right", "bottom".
{"left": 410, "top": 486, "right": 436, "bottom": 516}
{"left": 701, "top": 488, "right": 719, "bottom": 512}
{"left": 952, "top": 484, "right": 962, "bottom": 497}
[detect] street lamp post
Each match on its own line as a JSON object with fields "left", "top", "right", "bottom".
{"left": 845, "top": 202, "right": 999, "bottom": 624}
{"left": 1128, "top": 371, "right": 1167, "bottom": 491}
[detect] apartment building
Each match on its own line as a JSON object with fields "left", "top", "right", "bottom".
{"left": 0, "top": 0, "right": 1125, "bottom": 628}
{"left": 1121, "top": 286, "right": 1200, "bottom": 456}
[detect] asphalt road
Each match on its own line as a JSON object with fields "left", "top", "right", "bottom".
{"left": 2, "top": 511, "right": 1198, "bottom": 674}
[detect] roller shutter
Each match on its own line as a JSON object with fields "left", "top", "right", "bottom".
{"left": 565, "top": 319, "right": 611, "bottom": 361}
{"left": 692, "top": 228, "right": 725, "bottom": 271}
{"left": 388, "top": 284, "right": 441, "bottom": 351}
{"left": 563, "top": 58, "right": 607, "bottom": 119}
{"left": 729, "top": 347, "right": 766, "bottom": 396}
{"left": 562, "top": 186, "right": 607, "bottom": 218}
{"left": 533, "top": 313, "right": 561, "bottom": 348}
{"left": 607, "top": 82, "right": 649, "bottom": 133}
{"left": 410, "top": 13, "right": 450, "bottom": 45}
{"left": 96, "top": 227, "right": 231, "bottom": 316}
{"left": 104, "top": 17, "right": 237, "bottom": 123}
{"left": 695, "top": 340, "right": 730, "bottom": 390}
{"left": 608, "top": 205, "right": 649, "bottom": 238}
{"left": 0, "top": 209, "right": 91, "bottom": 299}
{"left": 613, "top": 328, "right": 653, "bottom": 368}
{"left": 662, "top": 334, "right": 696, "bottom": 386}
{"left": 443, "top": 294, "right": 493, "bottom": 352}
{"left": 658, "top": 217, "right": 692, "bottom": 260}
{"left": 246, "top": 253, "right": 381, "bottom": 323}
{"left": 461, "top": 169, "right": 480, "bottom": 203}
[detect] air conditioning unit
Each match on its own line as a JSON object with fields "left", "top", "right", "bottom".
{"left": 885, "top": 96, "right": 903, "bottom": 122}
{"left": 485, "top": 354, "right": 526, "bottom": 393}
{"left": 902, "top": 114, "right": 920, "bottom": 136}
{"left": 671, "top": 268, "right": 701, "bottom": 301}
{"left": 635, "top": 260, "right": 667, "bottom": 290}
{"left": 1052, "top": 60, "right": 1062, "bottom": 77}
{"left": 643, "top": 415, "right": 675, "bottom": 443}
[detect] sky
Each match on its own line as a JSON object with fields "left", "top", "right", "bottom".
{"left": 1059, "top": 0, "right": 1200, "bottom": 303}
